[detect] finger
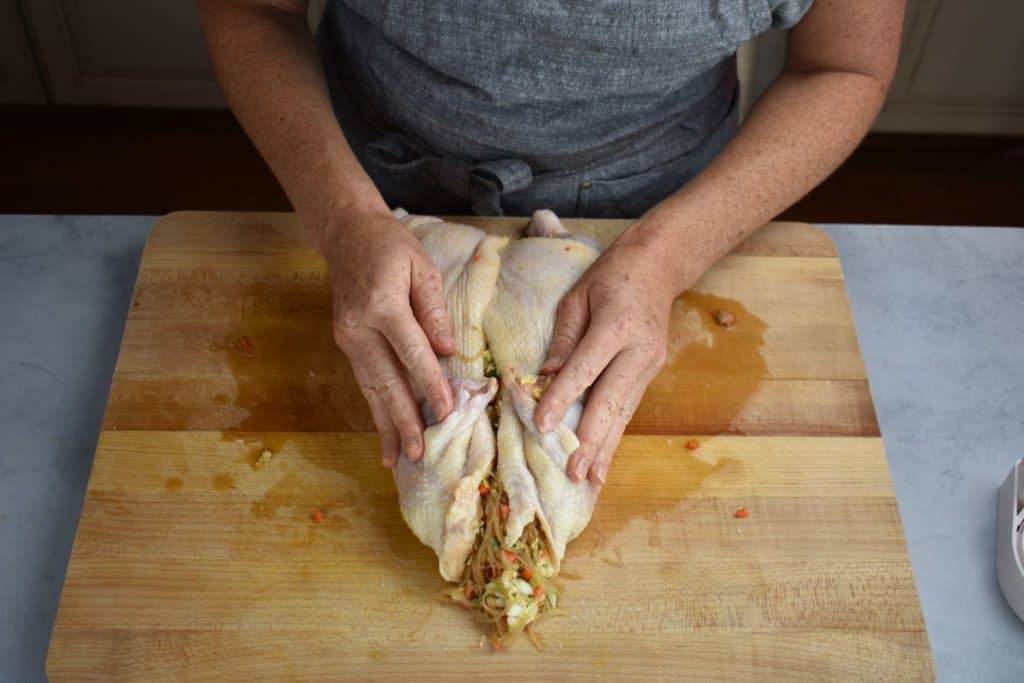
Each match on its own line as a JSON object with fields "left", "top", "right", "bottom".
{"left": 363, "top": 388, "right": 401, "bottom": 468}
{"left": 349, "top": 328, "right": 427, "bottom": 461}
{"left": 376, "top": 307, "right": 453, "bottom": 421}
{"left": 410, "top": 255, "right": 456, "bottom": 355}
{"left": 567, "top": 350, "right": 650, "bottom": 483}
{"left": 535, "top": 319, "right": 621, "bottom": 434}
{"left": 587, "top": 378, "right": 647, "bottom": 485}
{"left": 541, "top": 289, "right": 589, "bottom": 374}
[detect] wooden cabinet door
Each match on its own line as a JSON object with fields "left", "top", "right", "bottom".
{"left": 875, "top": 0, "right": 1024, "bottom": 134}
{"left": 740, "top": 0, "right": 1024, "bottom": 135}
{"left": 20, "top": 0, "right": 223, "bottom": 107}
{"left": 0, "top": 0, "right": 47, "bottom": 104}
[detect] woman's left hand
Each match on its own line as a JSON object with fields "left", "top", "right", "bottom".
{"left": 533, "top": 223, "right": 689, "bottom": 484}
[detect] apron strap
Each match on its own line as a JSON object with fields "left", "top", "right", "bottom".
{"left": 367, "top": 132, "right": 533, "bottom": 216}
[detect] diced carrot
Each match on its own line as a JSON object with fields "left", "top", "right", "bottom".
{"left": 501, "top": 548, "right": 517, "bottom": 563}
{"left": 491, "top": 636, "right": 502, "bottom": 650}
{"left": 311, "top": 509, "right": 324, "bottom": 524}
{"left": 686, "top": 439, "right": 699, "bottom": 450}
{"left": 734, "top": 507, "right": 749, "bottom": 519}
{"left": 233, "top": 335, "right": 255, "bottom": 356}
{"left": 534, "top": 585, "right": 545, "bottom": 598}
{"left": 472, "top": 254, "right": 481, "bottom": 262}
{"left": 520, "top": 566, "right": 533, "bottom": 580}
{"left": 479, "top": 482, "right": 490, "bottom": 495}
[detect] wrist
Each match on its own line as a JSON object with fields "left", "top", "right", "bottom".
{"left": 619, "top": 209, "right": 703, "bottom": 295}
{"left": 306, "top": 187, "right": 392, "bottom": 255}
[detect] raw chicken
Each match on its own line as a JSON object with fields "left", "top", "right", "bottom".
{"left": 393, "top": 208, "right": 602, "bottom": 578}
{"left": 482, "top": 210, "right": 603, "bottom": 568}
{"left": 391, "top": 211, "right": 507, "bottom": 581}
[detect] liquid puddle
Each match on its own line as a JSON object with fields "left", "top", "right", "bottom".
{"left": 632, "top": 291, "right": 768, "bottom": 434}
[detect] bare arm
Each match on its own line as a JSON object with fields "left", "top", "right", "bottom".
{"left": 536, "top": 0, "right": 906, "bottom": 483}
{"left": 631, "top": 0, "right": 906, "bottom": 289}
{"left": 197, "top": 0, "right": 381, "bottom": 248}
{"left": 197, "top": 0, "right": 456, "bottom": 465}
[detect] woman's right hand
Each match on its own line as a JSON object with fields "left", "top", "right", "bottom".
{"left": 317, "top": 206, "right": 456, "bottom": 468}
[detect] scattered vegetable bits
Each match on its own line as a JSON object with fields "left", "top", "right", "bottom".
{"left": 482, "top": 348, "right": 499, "bottom": 378}
{"left": 311, "top": 509, "right": 325, "bottom": 524}
{"left": 254, "top": 448, "right": 273, "bottom": 469}
{"left": 231, "top": 335, "right": 255, "bottom": 356}
{"left": 686, "top": 439, "right": 699, "bottom": 450}
{"left": 734, "top": 507, "right": 749, "bottom": 519}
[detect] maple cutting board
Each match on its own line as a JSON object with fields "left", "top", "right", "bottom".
{"left": 48, "top": 212, "right": 933, "bottom": 681}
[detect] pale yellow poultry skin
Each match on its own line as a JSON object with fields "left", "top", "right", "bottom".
{"left": 392, "top": 209, "right": 602, "bottom": 588}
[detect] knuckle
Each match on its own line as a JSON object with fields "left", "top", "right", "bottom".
{"left": 395, "top": 340, "right": 427, "bottom": 369}
{"left": 364, "top": 291, "right": 398, "bottom": 321}
{"left": 363, "top": 372, "right": 401, "bottom": 400}
{"left": 332, "top": 324, "right": 353, "bottom": 349}
{"left": 569, "top": 358, "right": 596, "bottom": 388}
{"left": 556, "top": 292, "right": 581, "bottom": 318}
{"left": 548, "top": 331, "right": 576, "bottom": 352}
{"left": 338, "top": 306, "right": 362, "bottom": 329}
{"left": 619, "top": 393, "right": 641, "bottom": 419}
{"left": 421, "top": 304, "right": 448, "bottom": 326}
{"left": 420, "top": 267, "right": 443, "bottom": 291}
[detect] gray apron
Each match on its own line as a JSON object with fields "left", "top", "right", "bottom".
{"left": 317, "top": 1, "right": 812, "bottom": 218}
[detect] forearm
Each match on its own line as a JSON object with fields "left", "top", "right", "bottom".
{"left": 196, "top": 0, "right": 388, "bottom": 253}
{"left": 636, "top": 67, "right": 889, "bottom": 292}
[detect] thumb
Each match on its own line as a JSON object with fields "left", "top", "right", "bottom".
{"left": 410, "top": 255, "right": 456, "bottom": 354}
{"left": 542, "top": 287, "right": 590, "bottom": 373}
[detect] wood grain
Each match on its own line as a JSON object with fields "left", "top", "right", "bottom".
{"left": 48, "top": 212, "right": 931, "bottom": 680}
{"left": 101, "top": 212, "right": 877, "bottom": 436}
{"left": 50, "top": 433, "right": 930, "bottom": 681}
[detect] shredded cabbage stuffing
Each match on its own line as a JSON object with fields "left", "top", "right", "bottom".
{"left": 448, "top": 471, "right": 561, "bottom": 649}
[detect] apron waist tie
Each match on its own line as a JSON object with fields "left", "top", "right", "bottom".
{"left": 366, "top": 132, "right": 533, "bottom": 215}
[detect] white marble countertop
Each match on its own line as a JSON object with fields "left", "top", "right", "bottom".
{"left": 1, "top": 215, "right": 1022, "bottom": 681}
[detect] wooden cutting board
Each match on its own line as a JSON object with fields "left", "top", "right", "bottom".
{"left": 48, "top": 212, "right": 933, "bottom": 681}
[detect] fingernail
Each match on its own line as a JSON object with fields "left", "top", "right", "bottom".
{"left": 592, "top": 462, "right": 607, "bottom": 484}
{"left": 537, "top": 411, "right": 555, "bottom": 434}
